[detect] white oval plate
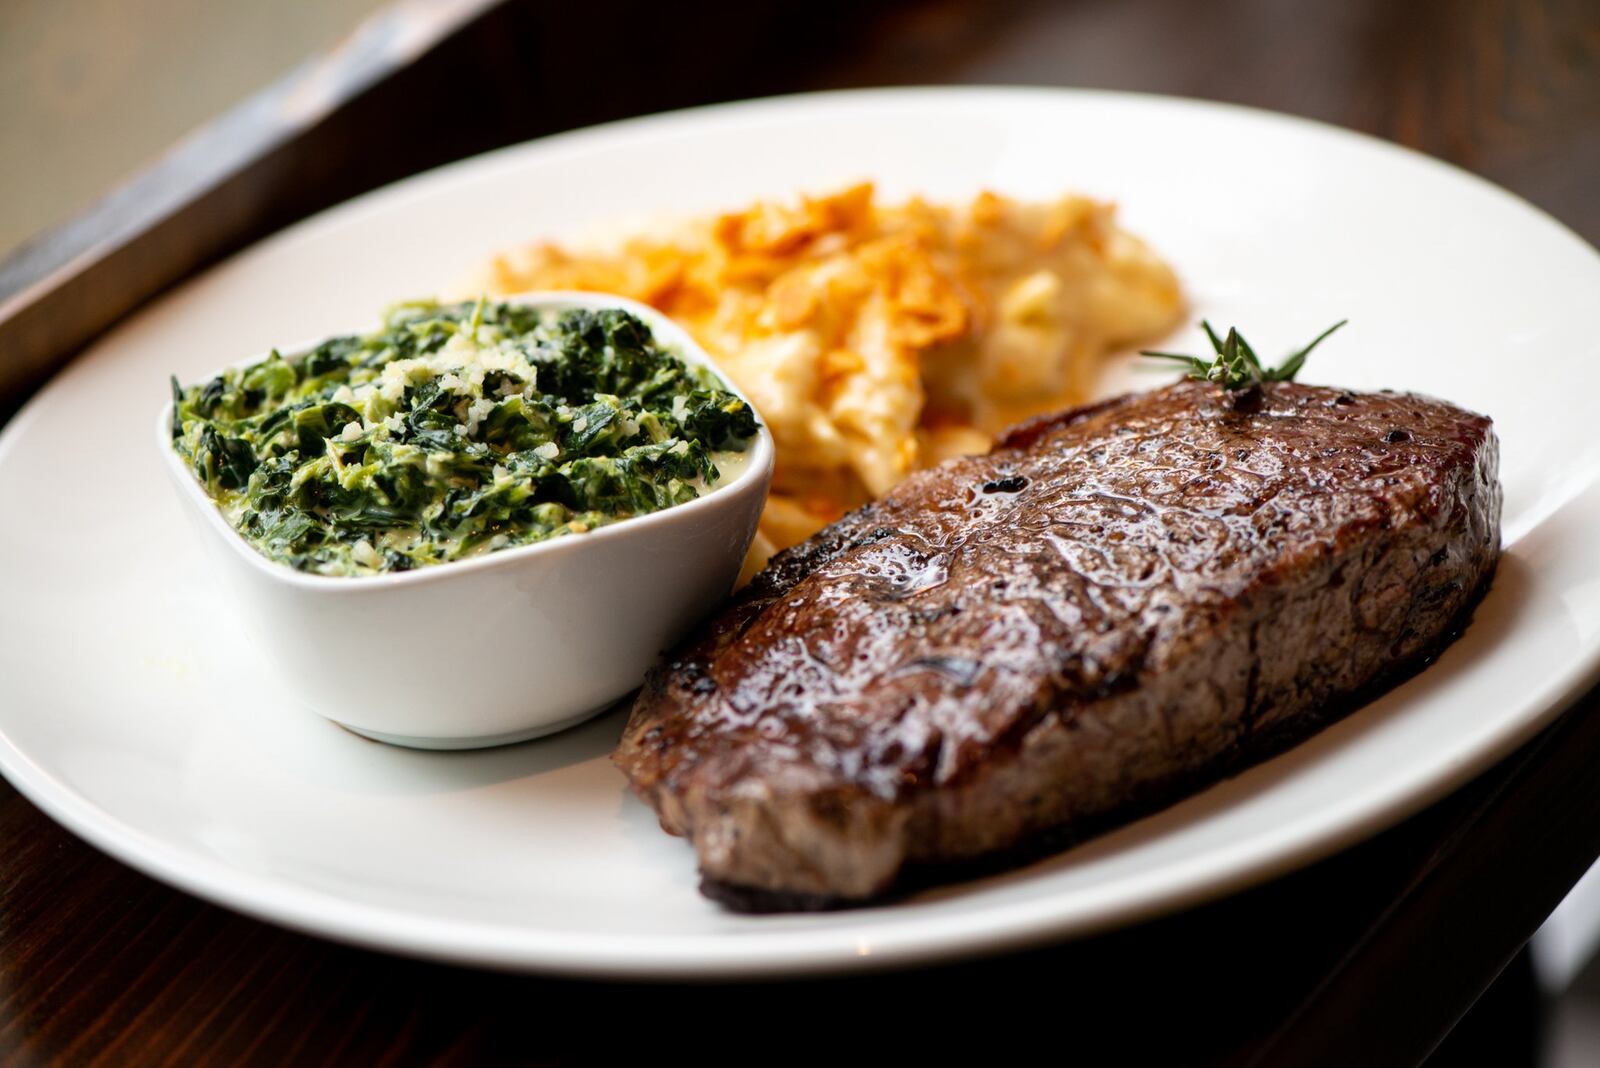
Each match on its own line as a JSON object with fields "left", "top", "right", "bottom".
{"left": 3, "top": 88, "right": 1599, "bottom": 978}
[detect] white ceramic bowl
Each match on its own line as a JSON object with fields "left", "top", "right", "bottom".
{"left": 158, "top": 291, "right": 774, "bottom": 749}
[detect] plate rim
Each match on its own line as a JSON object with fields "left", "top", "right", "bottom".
{"left": 4, "top": 84, "right": 1600, "bottom": 979}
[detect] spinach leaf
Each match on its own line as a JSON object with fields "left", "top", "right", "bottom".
{"left": 169, "top": 301, "right": 759, "bottom": 575}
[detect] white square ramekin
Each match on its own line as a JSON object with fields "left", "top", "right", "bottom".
{"left": 158, "top": 292, "right": 774, "bottom": 749}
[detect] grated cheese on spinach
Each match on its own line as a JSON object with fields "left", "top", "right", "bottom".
{"left": 170, "top": 300, "right": 759, "bottom": 576}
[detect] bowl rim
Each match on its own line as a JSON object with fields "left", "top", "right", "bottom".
{"left": 156, "top": 290, "right": 775, "bottom": 593}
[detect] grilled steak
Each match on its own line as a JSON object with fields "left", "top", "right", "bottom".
{"left": 614, "top": 380, "right": 1501, "bottom": 909}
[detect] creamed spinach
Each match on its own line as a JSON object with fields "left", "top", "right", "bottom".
{"left": 170, "top": 301, "right": 759, "bottom": 576}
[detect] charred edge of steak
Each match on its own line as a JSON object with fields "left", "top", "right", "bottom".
{"left": 741, "top": 507, "right": 898, "bottom": 605}
{"left": 699, "top": 556, "right": 1500, "bottom": 913}
{"left": 698, "top": 878, "right": 858, "bottom": 914}
{"left": 633, "top": 509, "right": 903, "bottom": 705}
{"left": 990, "top": 391, "right": 1147, "bottom": 453}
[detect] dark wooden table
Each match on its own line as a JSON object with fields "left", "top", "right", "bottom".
{"left": 2, "top": 2, "right": 1597, "bottom": 1064}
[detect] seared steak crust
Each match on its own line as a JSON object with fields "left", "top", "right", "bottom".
{"left": 614, "top": 381, "right": 1502, "bottom": 908}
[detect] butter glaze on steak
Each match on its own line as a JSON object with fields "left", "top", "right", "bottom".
{"left": 614, "top": 380, "right": 1502, "bottom": 909}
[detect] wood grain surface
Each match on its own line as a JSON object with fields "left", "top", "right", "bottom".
{"left": 1, "top": 1, "right": 1597, "bottom": 1065}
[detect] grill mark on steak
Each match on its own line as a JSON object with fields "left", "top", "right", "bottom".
{"left": 615, "top": 380, "right": 1502, "bottom": 909}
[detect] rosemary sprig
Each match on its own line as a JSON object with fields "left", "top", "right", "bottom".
{"left": 1141, "top": 319, "right": 1347, "bottom": 392}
